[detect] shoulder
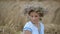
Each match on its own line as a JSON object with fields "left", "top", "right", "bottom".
{"left": 40, "top": 21, "right": 44, "bottom": 29}
{"left": 24, "top": 21, "right": 33, "bottom": 28}
{"left": 40, "top": 21, "right": 44, "bottom": 34}
{"left": 23, "top": 21, "right": 33, "bottom": 32}
{"left": 40, "top": 21, "right": 44, "bottom": 26}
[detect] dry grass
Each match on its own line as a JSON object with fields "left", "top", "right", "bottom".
{"left": 0, "top": 1, "right": 60, "bottom": 34}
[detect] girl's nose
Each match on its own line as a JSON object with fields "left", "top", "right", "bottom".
{"left": 32, "top": 17, "right": 35, "bottom": 20}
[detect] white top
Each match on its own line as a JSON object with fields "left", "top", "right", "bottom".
{"left": 23, "top": 21, "right": 44, "bottom": 34}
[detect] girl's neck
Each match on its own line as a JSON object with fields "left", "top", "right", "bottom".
{"left": 31, "top": 21, "right": 40, "bottom": 25}
{"left": 31, "top": 21, "right": 40, "bottom": 31}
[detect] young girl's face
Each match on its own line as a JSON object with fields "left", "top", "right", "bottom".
{"left": 29, "top": 12, "right": 40, "bottom": 23}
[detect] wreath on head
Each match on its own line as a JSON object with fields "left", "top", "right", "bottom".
{"left": 24, "top": 5, "right": 48, "bottom": 17}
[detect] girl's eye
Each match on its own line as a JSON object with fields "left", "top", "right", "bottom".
{"left": 31, "top": 15, "right": 38, "bottom": 17}
{"left": 35, "top": 15, "right": 38, "bottom": 17}
{"left": 31, "top": 16, "right": 33, "bottom": 17}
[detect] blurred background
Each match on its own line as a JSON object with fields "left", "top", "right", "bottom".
{"left": 0, "top": 0, "right": 60, "bottom": 34}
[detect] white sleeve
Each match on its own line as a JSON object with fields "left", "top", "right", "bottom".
{"left": 23, "top": 22, "right": 32, "bottom": 32}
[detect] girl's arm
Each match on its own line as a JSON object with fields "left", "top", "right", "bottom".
{"left": 24, "top": 30, "right": 32, "bottom": 34}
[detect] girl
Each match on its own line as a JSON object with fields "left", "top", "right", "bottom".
{"left": 23, "top": 7, "right": 46, "bottom": 34}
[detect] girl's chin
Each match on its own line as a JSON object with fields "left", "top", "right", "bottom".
{"left": 32, "top": 21, "right": 38, "bottom": 23}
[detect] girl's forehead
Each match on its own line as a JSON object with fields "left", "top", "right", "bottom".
{"left": 29, "top": 12, "right": 39, "bottom": 15}
{"left": 30, "top": 12, "right": 38, "bottom": 14}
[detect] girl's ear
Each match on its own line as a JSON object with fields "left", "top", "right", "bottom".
{"left": 39, "top": 17, "right": 42, "bottom": 21}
